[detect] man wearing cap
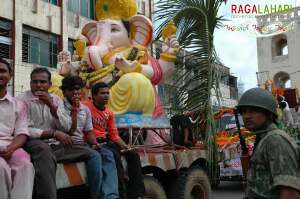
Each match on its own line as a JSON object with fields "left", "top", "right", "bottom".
{"left": 237, "top": 88, "right": 300, "bottom": 199}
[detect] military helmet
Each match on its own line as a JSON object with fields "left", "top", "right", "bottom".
{"left": 237, "top": 87, "right": 277, "bottom": 117}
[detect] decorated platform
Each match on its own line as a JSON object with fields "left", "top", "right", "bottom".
{"left": 115, "top": 113, "right": 171, "bottom": 129}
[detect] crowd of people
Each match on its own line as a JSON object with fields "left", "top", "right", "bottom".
{"left": 0, "top": 58, "right": 144, "bottom": 199}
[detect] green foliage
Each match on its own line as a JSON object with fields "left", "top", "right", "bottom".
{"left": 155, "top": 0, "right": 226, "bottom": 180}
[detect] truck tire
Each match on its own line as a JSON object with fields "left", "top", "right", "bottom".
{"left": 144, "top": 175, "right": 167, "bottom": 199}
{"left": 173, "top": 167, "right": 213, "bottom": 199}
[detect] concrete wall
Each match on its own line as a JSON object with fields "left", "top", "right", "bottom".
{"left": 0, "top": 0, "right": 13, "bottom": 19}
{"left": 0, "top": 0, "right": 152, "bottom": 96}
{"left": 256, "top": 7, "right": 300, "bottom": 89}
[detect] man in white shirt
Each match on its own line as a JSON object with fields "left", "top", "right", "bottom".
{"left": 0, "top": 57, "right": 34, "bottom": 199}
{"left": 18, "top": 67, "right": 72, "bottom": 199}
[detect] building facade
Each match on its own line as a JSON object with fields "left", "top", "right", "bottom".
{"left": 211, "top": 64, "right": 238, "bottom": 108}
{"left": 256, "top": 7, "right": 300, "bottom": 89}
{"left": 0, "top": 0, "right": 153, "bottom": 96}
{"left": 158, "top": 58, "right": 239, "bottom": 114}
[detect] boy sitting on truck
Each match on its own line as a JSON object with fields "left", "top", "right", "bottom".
{"left": 83, "top": 82, "right": 145, "bottom": 199}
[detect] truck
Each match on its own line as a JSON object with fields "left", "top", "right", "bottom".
{"left": 56, "top": 113, "right": 213, "bottom": 199}
{"left": 214, "top": 108, "right": 254, "bottom": 182}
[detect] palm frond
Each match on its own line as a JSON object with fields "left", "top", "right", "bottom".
{"left": 155, "top": 0, "right": 226, "bottom": 181}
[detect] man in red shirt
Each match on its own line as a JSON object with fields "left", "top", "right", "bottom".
{"left": 83, "top": 82, "right": 145, "bottom": 199}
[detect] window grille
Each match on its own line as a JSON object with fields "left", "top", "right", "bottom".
{"left": 0, "top": 19, "right": 12, "bottom": 59}
{"left": 22, "top": 26, "right": 58, "bottom": 68}
{"left": 68, "top": 0, "right": 95, "bottom": 19}
{"left": 41, "top": 0, "right": 58, "bottom": 6}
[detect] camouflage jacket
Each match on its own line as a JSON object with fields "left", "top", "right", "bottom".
{"left": 246, "top": 123, "right": 300, "bottom": 198}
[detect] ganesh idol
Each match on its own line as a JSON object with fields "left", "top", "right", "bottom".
{"left": 54, "top": 0, "right": 179, "bottom": 118}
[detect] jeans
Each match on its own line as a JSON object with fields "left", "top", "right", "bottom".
{"left": 96, "top": 145, "right": 119, "bottom": 199}
{"left": 106, "top": 142, "right": 145, "bottom": 199}
{"left": 55, "top": 145, "right": 102, "bottom": 199}
{"left": 85, "top": 149, "right": 103, "bottom": 199}
{"left": 24, "top": 139, "right": 57, "bottom": 199}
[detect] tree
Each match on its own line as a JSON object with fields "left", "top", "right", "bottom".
{"left": 155, "top": 0, "right": 226, "bottom": 179}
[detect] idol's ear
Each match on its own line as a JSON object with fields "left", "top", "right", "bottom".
{"left": 82, "top": 22, "right": 101, "bottom": 45}
{"left": 129, "top": 15, "right": 153, "bottom": 47}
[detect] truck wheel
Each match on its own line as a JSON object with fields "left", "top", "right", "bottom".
{"left": 144, "top": 175, "right": 167, "bottom": 199}
{"left": 177, "top": 167, "right": 212, "bottom": 199}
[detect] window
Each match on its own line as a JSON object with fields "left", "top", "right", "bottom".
{"left": 41, "top": 0, "right": 58, "bottom": 6}
{"left": 276, "top": 39, "right": 288, "bottom": 56}
{"left": 272, "top": 34, "right": 288, "bottom": 57}
{"left": 68, "top": 38, "right": 75, "bottom": 55}
{"left": 229, "top": 75, "right": 237, "bottom": 88}
{"left": 68, "top": 0, "right": 95, "bottom": 19}
{"left": 274, "top": 71, "right": 290, "bottom": 88}
{"left": 285, "top": 80, "right": 291, "bottom": 88}
{"left": 0, "top": 19, "right": 12, "bottom": 59}
{"left": 281, "top": 43, "right": 288, "bottom": 55}
{"left": 22, "top": 26, "right": 58, "bottom": 68}
{"left": 221, "top": 75, "right": 229, "bottom": 85}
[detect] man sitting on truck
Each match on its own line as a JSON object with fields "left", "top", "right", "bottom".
{"left": 57, "top": 75, "right": 116, "bottom": 199}
{"left": 19, "top": 69, "right": 103, "bottom": 199}
{"left": 0, "top": 57, "right": 34, "bottom": 199}
{"left": 170, "top": 112, "right": 194, "bottom": 147}
{"left": 18, "top": 67, "right": 69, "bottom": 199}
{"left": 83, "top": 82, "right": 145, "bottom": 199}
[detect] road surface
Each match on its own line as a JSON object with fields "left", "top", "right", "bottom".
{"left": 58, "top": 180, "right": 245, "bottom": 199}
{"left": 213, "top": 181, "right": 245, "bottom": 199}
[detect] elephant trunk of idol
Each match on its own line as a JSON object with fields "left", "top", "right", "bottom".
{"left": 84, "top": 42, "right": 111, "bottom": 71}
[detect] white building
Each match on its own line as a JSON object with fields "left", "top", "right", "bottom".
{"left": 256, "top": 7, "right": 300, "bottom": 89}
{"left": 0, "top": 0, "right": 153, "bottom": 96}
{"left": 211, "top": 64, "right": 238, "bottom": 108}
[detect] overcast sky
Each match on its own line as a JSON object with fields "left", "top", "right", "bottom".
{"left": 154, "top": 0, "right": 300, "bottom": 91}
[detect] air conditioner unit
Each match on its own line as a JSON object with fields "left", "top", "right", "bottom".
{"left": 75, "top": 14, "right": 80, "bottom": 28}
{"left": 48, "top": 16, "right": 53, "bottom": 31}
{"left": 32, "top": 0, "right": 38, "bottom": 13}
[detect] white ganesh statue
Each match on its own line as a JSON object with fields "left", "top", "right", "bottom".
{"left": 52, "top": 0, "right": 179, "bottom": 121}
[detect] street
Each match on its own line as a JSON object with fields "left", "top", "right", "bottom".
{"left": 213, "top": 181, "right": 245, "bottom": 199}
{"left": 58, "top": 180, "right": 246, "bottom": 199}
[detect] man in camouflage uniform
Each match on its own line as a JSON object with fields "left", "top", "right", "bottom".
{"left": 237, "top": 88, "right": 300, "bottom": 199}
